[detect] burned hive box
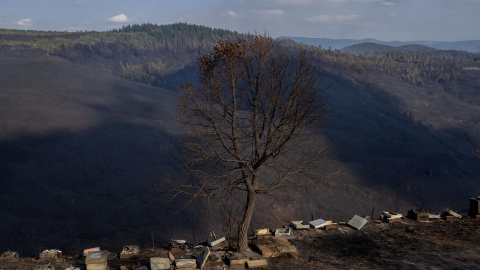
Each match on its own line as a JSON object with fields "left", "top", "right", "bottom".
{"left": 324, "top": 223, "right": 339, "bottom": 230}
{"left": 381, "top": 211, "right": 403, "bottom": 223}
{"left": 347, "top": 215, "right": 368, "bottom": 230}
{"left": 442, "top": 210, "right": 462, "bottom": 221}
{"left": 175, "top": 259, "right": 197, "bottom": 270}
{"left": 274, "top": 228, "right": 291, "bottom": 237}
{"left": 150, "top": 257, "right": 171, "bottom": 270}
{"left": 254, "top": 237, "right": 298, "bottom": 258}
{"left": 407, "top": 209, "right": 430, "bottom": 222}
{"left": 208, "top": 236, "right": 228, "bottom": 250}
{"left": 120, "top": 245, "right": 140, "bottom": 259}
{"left": 83, "top": 247, "right": 101, "bottom": 257}
{"left": 39, "top": 249, "right": 62, "bottom": 262}
{"left": 290, "top": 221, "right": 310, "bottom": 230}
{"left": 226, "top": 251, "right": 263, "bottom": 266}
{"left": 85, "top": 250, "right": 108, "bottom": 270}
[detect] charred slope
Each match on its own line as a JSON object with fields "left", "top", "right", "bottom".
{"left": 1, "top": 53, "right": 480, "bottom": 257}
{"left": 319, "top": 70, "right": 480, "bottom": 212}
{"left": 0, "top": 56, "right": 208, "bottom": 256}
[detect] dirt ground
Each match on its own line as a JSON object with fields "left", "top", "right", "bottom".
{"left": 269, "top": 218, "right": 480, "bottom": 270}
{"left": 2, "top": 218, "right": 480, "bottom": 270}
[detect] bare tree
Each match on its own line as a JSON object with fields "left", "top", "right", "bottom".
{"left": 173, "top": 35, "right": 332, "bottom": 251}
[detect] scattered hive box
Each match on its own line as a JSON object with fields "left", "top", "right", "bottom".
{"left": 383, "top": 211, "right": 403, "bottom": 219}
{"left": 175, "top": 259, "right": 197, "bottom": 270}
{"left": 347, "top": 215, "right": 368, "bottom": 230}
{"left": 0, "top": 251, "right": 19, "bottom": 262}
{"left": 442, "top": 209, "right": 462, "bottom": 221}
{"left": 150, "top": 257, "right": 170, "bottom": 270}
{"left": 387, "top": 218, "right": 402, "bottom": 223}
{"left": 407, "top": 209, "right": 430, "bottom": 222}
{"left": 208, "top": 236, "right": 228, "bottom": 250}
{"left": 381, "top": 212, "right": 403, "bottom": 223}
{"left": 324, "top": 223, "right": 339, "bottom": 231}
{"left": 254, "top": 228, "right": 272, "bottom": 239}
{"left": 290, "top": 220, "right": 310, "bottom": 230}
{"left": 196, "top": 247, "right": 210, "bottom": 269}
{"left": 247, "top": 259, "right": 268, "bottom": 269}
{"left": 444, "top": 215, "right": 458, "bottom": 221}
{"left": 83, "top": 247, "right": 100, "bottom": 257}
{"left": 39, "top": 249, "right": 62, "bottom": 262}
{"left": 254, "top": 228, "right": 270, "bottom": 235}
{"left": 448, "top": 210, "right": 462, "bottom": 219}
{"left": 85, "top": 250, "right": 108, "bottom": 270}
{"left": 416, "top": 213, "right": 430, "bottom": 222}
{"left": 226, "top": 252, "right": 248, "bottom": 266}
{"left": 254, "top": 237, "right": 298, "bottom": 258}
{"left": 309, "top": 219, "right": 328, "bottom": 229}
{"left": 274, "top": 228, "right": 291, "bottom": 237}
{"left": 120, "top": 245, "right": 140, "bottom": 259}
{"left": 226, "top": 250, "right": 263, "bottom": 266}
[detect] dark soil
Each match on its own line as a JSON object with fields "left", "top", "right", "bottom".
{"left": 270, "top": 218, "right": 480, "bottom": 270}
{"left": 2, "top": 219, "right": 480, "bottom": 269}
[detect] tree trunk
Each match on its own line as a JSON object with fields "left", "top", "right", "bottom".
{"left": 237, "top": 189, "right": 256, "bottom": 252}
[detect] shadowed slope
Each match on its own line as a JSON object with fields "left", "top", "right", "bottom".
{"left": 0, "top": 56, "right": 207, "bottom": 256}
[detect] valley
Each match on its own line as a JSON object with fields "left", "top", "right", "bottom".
{"left": 0, "top": 24, "right": 479, "bottom": 257}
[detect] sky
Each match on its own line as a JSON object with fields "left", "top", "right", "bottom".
{"left": 1, "top": 0, "right": 479, "bottom": 41}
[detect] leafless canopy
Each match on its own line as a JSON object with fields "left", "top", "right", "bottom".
{"left": 173, "top": 35, "right": 332, "bottom": 251}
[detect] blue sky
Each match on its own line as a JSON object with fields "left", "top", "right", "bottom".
{"left": 1, "top": 0, "right": 479, "bottom": 41}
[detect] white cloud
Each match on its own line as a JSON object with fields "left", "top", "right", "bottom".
{"left": 221, "top": 10, "right": 238, "bottom": 18}
{"left": 17, "top": 18, "right": 33, "bottom": 27}
{"left": 251, "top": 9, "right": 285, "bottom": 16}
{"left": 306, "top": 14, "right": 359, "bottom": 23}
{"left": 382, "top": 1, "right": 396, "bottom": 5}
{"left": 107, "top": 14, "right": 133, "bottom": 23}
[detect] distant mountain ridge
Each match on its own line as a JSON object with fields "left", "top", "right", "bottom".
{"left": 278, "top": 36, "right": 480, "bottom": 53}
{"left": 341, "top": 42, "right": 439, "bottom": 56}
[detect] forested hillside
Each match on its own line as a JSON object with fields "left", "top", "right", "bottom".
{"left": 0, "top": 23, "right": 243, "bottom": 89}
{"left": 2, "top": 23, "right": 479, "bottom": 90}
